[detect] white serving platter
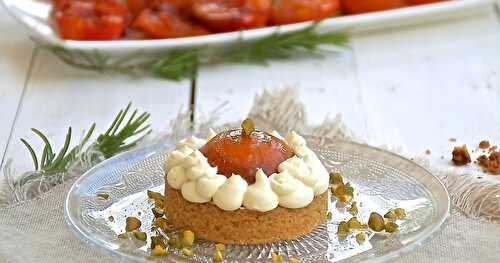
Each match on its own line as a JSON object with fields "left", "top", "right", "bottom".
{"left": 1, "top": 0, "right": 495, "bottom": 54}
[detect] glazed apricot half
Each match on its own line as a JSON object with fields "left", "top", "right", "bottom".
{"left": 199, "top": 129, "right": 294, "bottom": 184}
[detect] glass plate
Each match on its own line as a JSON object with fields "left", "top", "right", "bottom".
{"left": 65, "top": 137, "right": 450, "bottom": 262}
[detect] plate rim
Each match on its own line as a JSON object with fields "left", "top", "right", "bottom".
{"left": 64, "top": 138, "right": 450, "bottom": 262}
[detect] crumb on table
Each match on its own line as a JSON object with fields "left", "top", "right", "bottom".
{"left": 425, "top": 149, "right": 431, "bottom": 155}
{"left": 449, "top": 138, "right": 457, "bottom": 142}
{"left": 452, "top": 145, "right": 471, "bottom": 166}
{"left": 479, "top": 140, "right": 490, "bottom": 149}
{"left": 477, "top": 150, "right": 500, "bottom": 175}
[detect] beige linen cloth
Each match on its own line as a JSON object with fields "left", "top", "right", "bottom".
{"left": 1, "top": 88, "right": 499, "bottom": 262}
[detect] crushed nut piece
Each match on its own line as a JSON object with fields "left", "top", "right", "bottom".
{"left": 151, "top": 245, "right": 168, "bottom": 256}
{"left": 348, "top": 201, "right": 358, "bottom": 215}
{"left": 147, "top": 190, "right": 164, "bottom": 200}
{"left": 108, "top": 216, "right": 114, "bottom": 222}
{"left": 125, "top": 217, "right": 141, "bottom": 232}
{"left": 326, "top": 212, "right": 332, "bottom": 220}
{"left": 384, "top": 210, "right": 397, "bottom": 220}
{"left": 385, "top": 222, "right": 399, "bottom": 233}
{"left": 394, "top": 208, "right": 406, "bottom": 219}
{"left": 152, "top": 207, "right": 164, "bottom": 218}
{"left": 241, "top": 118, "right": 255, "bottom": 135}
{"left": 452, "top": 145, "right": 471, "bottom": 166}
{"left": 477, "top": 150, "right": 500, "bottom": 175}
{"left": 96, "top": 193, "right": 109, "bottom": 200}
{"left": 329, "top": 172, "right": 343, "bottom": 185}
{"left": 182, "top": 248, "right": 193, "bottom": 257}
{"left": 134, "top": 231, "right": 147, "bottom": 241}
{"left": 347, "top": 217, "right": 363, "bottom": 229}
{"left": 337, "top": 221, "right": 349, "bottom": 237}
{"left": 289, "top": 257, "right": 301, "bottom": 263}
{"left": 355, "top": 232, "right": 366, "bottom": 242}
{"left": 151, "top": 235, "right": 166, "bottom": 249}
{"left": 215, "top": 243, "right": 225, "bottom": 252}
{"left": 271, "top": 252, "right": 283, "bottom": 263}
{"left": 212, "top": 250, "right": 224, "bottom": 262}
{"left": 181, "top": 230, "right": 195, "bottom": 246}
{"left": 117, "top": 233, "right": 128, "bottom": 239}
{"left": 368, "top": 212, "right": 385, "bottom": 232}
{"left": 479, "top": 140, "right": 490, "bottom": 149}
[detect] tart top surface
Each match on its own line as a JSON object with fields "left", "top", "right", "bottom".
{"left": 200, "top": 129, "right": 294, "bottom": 184}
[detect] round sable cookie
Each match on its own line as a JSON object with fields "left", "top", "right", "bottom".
{"left": 164, "top": 186, "right": 328, "bottom": 245}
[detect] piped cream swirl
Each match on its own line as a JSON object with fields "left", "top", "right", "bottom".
{"left": 165, "top": 130, "right": 329, "bottom": 211}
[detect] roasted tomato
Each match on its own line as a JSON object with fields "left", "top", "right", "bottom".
{"left": 200, "top": 129, "right": 294, "bottom": 184}
{"left": 54, "top": 0, "right": 128, "bottom": 40}
{"left": 132, "top": 1, "right": 209, "bottom": 39}
{"left": 406, "top": 0, "right": 447, "bottom": 5}
{"left": 340, "top": 0, "right": 406, "bottom": 15}
{"left": 270, "top": 0, "right": 340, "bottom": 25}
{"left": 191, "top": 0, "right": 271, "bottom": 32}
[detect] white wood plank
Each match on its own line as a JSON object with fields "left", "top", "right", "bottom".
{"left": 3, "top": 49, "right": 191, "bottom": 175}
{"left": 0, "top": 7, "right": 35, "bottom": 167}
{"left": 195, "top": 50, "right": 368, "bottom": 136}
{"left": 351, "top": 9, "right": 500, "bottom": 176}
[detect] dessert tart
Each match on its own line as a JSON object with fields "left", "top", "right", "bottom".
{"left": 164, "top": 120, "right": 329, "bottom": 244}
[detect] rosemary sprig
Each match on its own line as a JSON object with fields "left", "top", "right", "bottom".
{"left": 18, "top": 103, "right": 151, "bottom": 186}
{"left": 37, "top": 24, "right": 348, "bottom": 80}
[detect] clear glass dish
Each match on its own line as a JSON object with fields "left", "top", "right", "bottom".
{"left": 65, "top": 137, "right": 450, "bottom": 262}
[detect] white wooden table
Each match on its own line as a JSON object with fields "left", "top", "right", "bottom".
{"left": 1, "top": 4, "right": 499, "bottom": 182}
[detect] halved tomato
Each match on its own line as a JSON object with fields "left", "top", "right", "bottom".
{"left": 131, "top": 1, "right": 210, "bottom": 39}
{"left": 270, "top": 0, "right": 340, "bottom": 25}
{"left": 54, "top": 0, "right": 128, "bottom": 40}
{"left": 191, "top": 0, "right": 271, "bottom": 32}
{"left": 340, "top": 0, "right": 407, "bottom": 15}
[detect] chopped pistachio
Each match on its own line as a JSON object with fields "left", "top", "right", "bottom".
{"left": 181, "top": 230, "right": 195, "bottom": 246}
{"left": 326, "top": 212, "right": 332, "bottom": 220}
{"left": 117, "top": 233, "right": 128, "bottom": 239}
{"left": 241, "top": 118, "right": 255, "bottom": 135}
{"left": 152, "top": 207, "right": 164, "bottom": 218}
{"left": 337, "top": 221, "right": 349, "bottom": 237}
{"left": 394, "top": 208, "right": 406, "bottom": 219}
{"left": 385, "top": 222, "right": 399, "bottom": 233}
{"left": 108, "top": 216, "right": 114, "bottom": 222}
{"left": 182, "top": 248, "right": 193, "bottom": 257}
{"left": 271, "top": 252, "right": 283, "bottom": 263}
{"left": 154, "top": 198, "right": 164, "bottom": 209}
{"left": 96, "top": 193, "right": 109, "bottom": 200}
{"left": 329, "top": 172, "right": 343, "bottom": 185}
{"left": 168, "top": 237, "right": 181, "bottom": 249}
{"left": 151, "top": 245, "right": 168, "bottom": 257}
{"left": 347, "top": 217, "right": 363, "bottom": 229}
{"left": 134, "top": 231, "right": 147, "bottom": 241}
{"left": 344, "top": 183, "right": 354, "bottom": 195}
{"left": 153, "top": 217, "right": 169, "bottom": 231}
{"left": 348, "top": 202, "right": 358, "bottom": 215}
{"left": 212, "top": 250, "right": 224, "bottom": 262}
{"left": 215, "top": 243, "right": 225, "bottom": 252}
{"left": 339, "top": 195, "right": 351, "bottom": 203}
{"left": 151, "top": 235, "right": 166, "bottom": 249}
{"left": 147, "top": 190, "right": 164, "bottom": 200}
{"left": 368, "top": 212, "right": 385, "bottom": 232}
{"left": 356, "top": 232, "right": 366, "bottom": 243}
{"left": 333, "top": 184, "right": 345, "bottom": 197}
{"left": 289, "top": 257, "right": 301, "bottom": 263}
{"left": 384, "top": 210, "right": 397, "bottom": 220}
{"left": 125, "top": 217, "right": 141, "bottom": 232}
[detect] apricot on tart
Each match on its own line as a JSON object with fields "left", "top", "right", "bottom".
{"left": 200, "top": 128, "right": 294, "bottom": 184}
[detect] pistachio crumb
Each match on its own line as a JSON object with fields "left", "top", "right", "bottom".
{"left": 385, "top": 222, "right": 399, "bottom": 233}
{"left": 151, "top": 245, "right": 168, "bottom": 257}
{"left": 117, "top": 233, "right": 128, "bottom": 239}
{"left": 241, "top": 118, "right": 255, "bottom": 135}
{"left": 215, "top": 243, "right": 225, "bottom": 251}
{"left": 347, "top": 217, "right": 363, "bottom": 229}
{"left": 182, "top": 248, "right": 193, "bottom": 257}
{"left": 108, "top": 216, "right": 114, "bottom": 222}
{"left": 337, "top": 221, "right": 349, "bottom": 237}
{"left": 152, "top": 207, "right": 164, "bottom": 218}
{"left": 168, "top": 237, "right": 181, "bottom": 249}
{"left": 368, "top": 212, "right": 385, "bottom": 232}
{"left": 134, "top": 231, "right": 147, "bottom": 241}
{"left": 348, "top": 202, "right": 358, "bottom": 215}
{"left": 96, "top": 193, "right": 109, "bottom": 200}
{"left": 326, "top": 212, "right": 332, "bottom": 220}
{"left": 394, "top": 208, "right": 406, "bottom": 219}
{"left": 147, "top": 190, "right": 164, "bottom": 200}
{"left": 212, "top": 250, "right": 224, "bottom": 262}
{"left": 181, "top": 230, "right": 195, "bottom": 246}
{"left": 329, "top": 172, "right": 343, "bottom": 185}
{"left": 384, "top": 210, "right": 397, "bottom": 220}
{"left": 125, "top": 217, "right": 142, "bottom": 232}
{"left": 356, "top": 232, "right": 366, "bottom": 243}
{"left": 271, "top": 252, "right": 283, "bottom": 263}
